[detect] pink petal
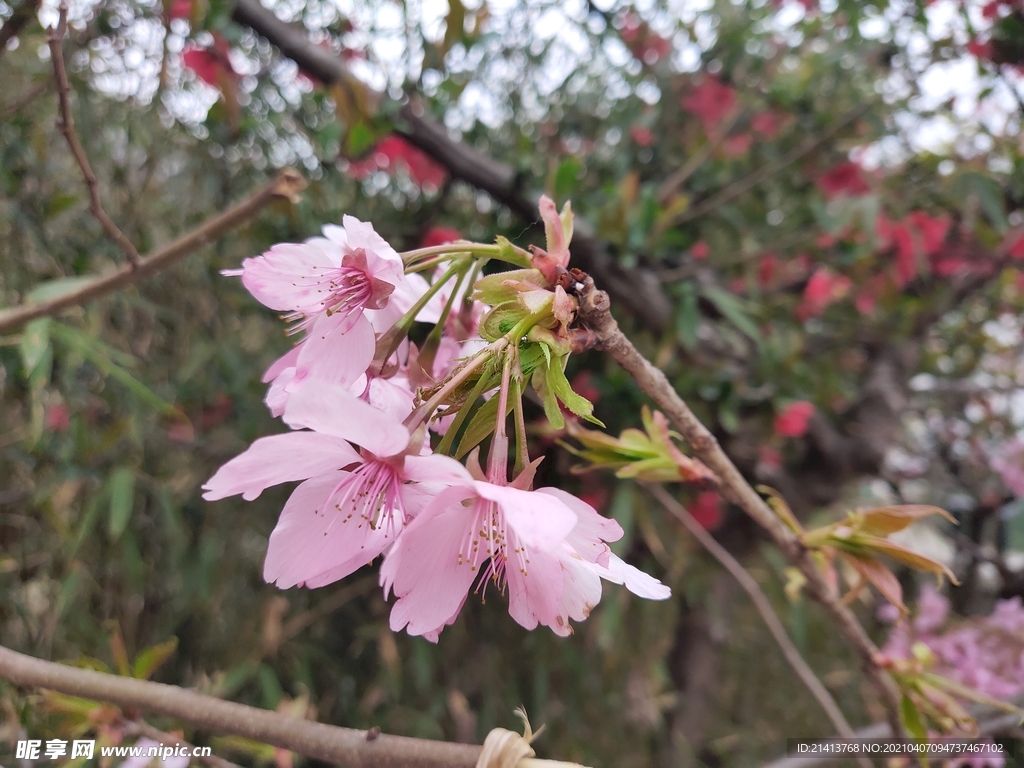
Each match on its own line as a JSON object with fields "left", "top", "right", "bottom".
{"left": 473, "top": 482, "right": 578, "bottom": 552}
{"left": 554, "top": 550, "right": 604, "bottom": 632}
{"left": 537, "top": 487, "right": 622, "bottom": 565}
{"left": 241, "top": 242, "right": 339, "bottom": 313}
{"left": 263, "top": 470, "right": 395, "bottom": 588}
{"left": 506, "top": 548, "right": 564, "bottom": 632}
{"left": 283, "top": 381, "right": 411, "bottom": 457}
{"left": 262, "top": 344, "right": 302, "bottom": 384}
{"left": 202, "top": 432, "right": 359, "bottom": 501}
{"left": 402, "top": 453, "right": 473, "bottom": 485}
{"left": 341, "top": 215, "right": 403, "bottom": 263}
{"left": 385, "top": 487, "right": 479, "bottom": 636}
{"left": 295, "top": 310, "right": 375, "bottom": 387}
{"left": 595, "top": 554, "right": 671, "bottom": 600}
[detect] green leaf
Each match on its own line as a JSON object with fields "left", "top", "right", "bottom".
{"left": 20, "top": 318, "right": 52, "bottom": 388}
{"left": 107, "top": 467, "right": 136, "bottom": 542}
{"left": 545, "top": 357, "right": 603, "bottom": 426}
{"left": 900, "top": 694, "right": 928, "bottom": 743}
{"left": 133, "top": 637, "right": 178, "bottom": 680}
{"left": 50, "top": 323, "right": 178, "bottom": 415}
{"left": 700, "top": 285, "right": 762, "bottom": 344}
{"left": 554, "top": 157, "right": 581, "bottom": 202}
{"left": 455, "top": 394, "right": 513, "bottom": 460}
{"left": 346, "top": 121, "right": 376, "bottom": 156}
{"left": 676, "top": 283, "right": 699, "bottom": 351}
{"left": 26, "top": 276, "right": 93, "bottom": 304}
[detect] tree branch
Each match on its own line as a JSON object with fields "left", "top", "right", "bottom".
{"left": 0, "top": 644, "right": 480, "bottom": 768}
{"left": 646, "top": 483, "right": 868, "bottom": 764}
{"left": 577, "top": 276, "right": 905, "bottom": 738}
{"left": 0, "top": 168, "right": 307, "bottom": 334}
{"left": 46, "top": 1, "right": 142, "bottom": 267}
{"left": 228, "top": 0, "right": 675, "bottom": 333}
{"left": 0, "top": 644, "right": 586, "bottom": 768}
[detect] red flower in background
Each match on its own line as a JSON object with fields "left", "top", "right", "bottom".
{"left": 691, "top": 240, "right": 710, "bottom": 259}
{"left": 1008, "top": 233, "right": 1024, "bottom": 259}
{"left": 182, "top": 33, "right": 238, "bottom": 88}
{"left": 166, "top": 0, "right": 191, "bottom": 20}
{"left": 620, "top": 12, "right": 672, "bottom": 64}
{"left": 630, "top": 126, "right": 655, "bottom": 146}
{"left": 775, "top": 401, "right": 815, "bottom": 438}
{"left": 722, "top": 132, "right": 753, "bottom": 158}
{"left": 816, "top": 161, "right": 870, "bottom": 199}
{"left": 45, "top": 403, "right": 70, "bottom": 432}
{"left": 690, "top": 491, "right": 723, "bottom": 530}
{"left": 681, "top": 76, "right": 737, "bottom": 134}
{"left": 797, "top": 266, "right": 851, "bottom": 319}
{"left": 751, "top": 110, "right": 785, "bottom": 139}
{"left": 347, "top": 136, "right": 448, "bottom": 191}
{"left": 758, "top": 253, "right": 777, "bottom": 287}
{"left": 420, "top": 227, "right": 462, "bottom": 248}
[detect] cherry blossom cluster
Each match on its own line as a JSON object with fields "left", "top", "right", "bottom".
{"left": 202, "top": 198, "right": 670, "bottom": 641}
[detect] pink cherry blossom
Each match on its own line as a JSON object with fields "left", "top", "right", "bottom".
{"left": 204, "top": 382, "right": 469, "bottom": 588}
{"left": 382, "top": 479, "right": 669, "bottom": 641}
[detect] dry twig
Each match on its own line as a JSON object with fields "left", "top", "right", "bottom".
{"left": 0, "top": 168, "right": 307, "bottom": 334}
{"left": 647, "top": 483, "right": 870, "bottom": 768}
{"left": 46, "top": 1, "right": 142, "bottom": 267}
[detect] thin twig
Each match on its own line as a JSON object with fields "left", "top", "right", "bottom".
{"left": 577, "top": 277, "right": 905, "bottom": 738}
{"left": 0, "top": 168, "right": 306, "bottom": 334}
{"left": 646, "top": 483, "right": 869, "bottom": 767}
{"left": 0, "top": 643, "right": 481, "bottom": 768}
{"left": 124, "top": 720, "right": 244, "bottom": 768}
{"left": 670, "top": 102, "right": 874, "bottom": 227}
{"left": 46, "top": 1, "right": 142, "bottom": 267}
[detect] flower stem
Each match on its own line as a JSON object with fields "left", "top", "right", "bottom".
{"left": 487, "top": 351, "right": 514, "bottom": 484}
{"left": 511, "top": 351, "right": 529, "bottom": 477}
{"left": 400, "top": 243, "right": 501, "bottom": 265}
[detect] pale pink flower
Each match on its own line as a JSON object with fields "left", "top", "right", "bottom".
{"left": 203, "top": 382, "right": 468, "bottom": 588}
{"left": 382, "top": 479, "right": 669, "bottom": 640}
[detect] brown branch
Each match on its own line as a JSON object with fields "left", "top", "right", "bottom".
{"left": 46, "top": 1, "right": 142, "bottom": 267}
{"left": 0, "top": 644, "right": 482, "bottom": 768}
{"left": 577, "top": 276, "right": 905, "bottom": 738}
{"left": 228, "top": 0, "right": 675, "bottom": 333}
{"left": 0, "top": 168, "right": 307, "bottom": 334}
{"left": 0, "top": 0, "right": 40, "bottom": 58}
{"left": 646, "top": 484, "right": 869, "bottom": 764}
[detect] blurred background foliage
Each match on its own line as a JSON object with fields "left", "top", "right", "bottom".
{"left": 4, "top": 0, "right": 1024, "bottom": 765}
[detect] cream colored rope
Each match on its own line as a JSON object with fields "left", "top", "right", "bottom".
{"left": 475, "top": 709, "right": 590, "bottom": 768}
